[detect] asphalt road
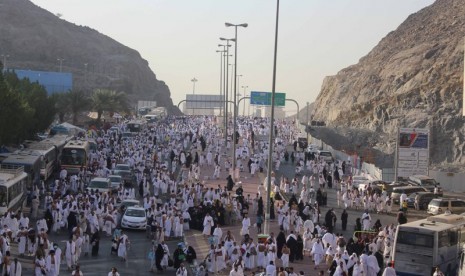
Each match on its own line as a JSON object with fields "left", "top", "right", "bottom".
{"left": 11, "top": 225, "right": 181, "bottom": 275}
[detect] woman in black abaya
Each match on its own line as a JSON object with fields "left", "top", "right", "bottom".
{"left": 155, "top": 243, "right": 165, "bottom": 271}
{"left": 276, "top": 230, "right": 286, "bottom": 259}
{"left": 91, "top": 231, "right": 100, "bottom": 256}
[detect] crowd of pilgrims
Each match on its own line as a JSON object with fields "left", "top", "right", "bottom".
{"left": 182, "top": 116, "right": 402, "bottom": 276}
{"left": 0, "top": 114, "right": 403, "bottom": 276}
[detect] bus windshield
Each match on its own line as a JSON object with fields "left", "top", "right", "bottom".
{"left": 397, "top": 230, "right": 434, "bottom": 247}
{"left": 61, "top": 148, "right": 86, "bottom": 166}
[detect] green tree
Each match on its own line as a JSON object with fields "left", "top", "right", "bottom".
{"left": 4, "top": 72, "right": 55, "bottom": 138}
{"left": 50, "top": 92, "right": 69, "bottom": 123}
{"left": 0, "top": 70, "right": 34, "bottom": 145}
{"left": 67, "top": 90, "right": 91, "bottom": 125}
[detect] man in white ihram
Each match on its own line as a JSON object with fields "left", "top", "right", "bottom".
{"left": 241, "top": 214, "right": 251, "bottom": 236}
{"left": 213, "top": 225, "right": 223, "bottom": 246}
{"left": 361, "top": 211, "right": 371, "bottom": 231}
{"left": 203, "top": 213, "right": 213, "bottom": 237}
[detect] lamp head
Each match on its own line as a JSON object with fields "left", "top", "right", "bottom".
{"left": 240, "top": 23, "right": 248, "bottom": 28}
{"left": 225, "top": 22, "right": 233, "bottom": 27}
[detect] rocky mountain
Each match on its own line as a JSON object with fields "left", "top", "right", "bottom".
{"left": 311, "top": 0, "right": 465, "bottom": 167}
{"left": 0, "top": 0, "right": 179, "bottom": 114}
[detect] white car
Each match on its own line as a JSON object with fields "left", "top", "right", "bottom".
{"left": 121, "top": 206, "right": 147, "bottom": 230}
{"left": 352, "top": 176, "right": 369, "bottom": 188}
{"left": 108, "top": 175, "right": 123, "bottom": 191}
{"left": 86, "top": 177, "right": 111, "bottom": 194}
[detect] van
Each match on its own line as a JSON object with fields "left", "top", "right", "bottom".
{"left": 317, "top": 150, "right": 334, "bottom": 164}
{"left": 428, "top": 198, "right": 465, "bottom": 215}
{"left": 391, "top": 186, "right": 428, "bottom": 204}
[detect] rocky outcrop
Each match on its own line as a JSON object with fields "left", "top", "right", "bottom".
{"left": 311, "top": 0, "right": 465, "bottom": 167}
{"left": 0, "top": 0, "right": 180, "bottom": 114}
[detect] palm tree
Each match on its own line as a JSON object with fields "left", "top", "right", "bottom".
{"left": 67, "top": 90, "right": 91, "bottom": 125}
{"left": 91, "top": 89, "right": 129, "bottom": 123}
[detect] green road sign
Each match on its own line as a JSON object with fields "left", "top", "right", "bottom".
{"left": 250, "top": 91, "right": 286, "bottom": 106}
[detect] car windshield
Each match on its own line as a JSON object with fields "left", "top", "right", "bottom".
{"left": 109, "top": 176, "right": 121, "bottom": 182}
{"left": 89, "top": 181, "right": 109, "bottom": 189}
{"left": 115, "top": 164, "right": 130, "bottom": 171}
{"left": 125, "top": 209, "right": 145, "bottom": 217}
{"left": 320, "top": 152, "right": 331, "bottom": 156}
{"left": 423, "top": 179, "right": 438, "bottom": 186}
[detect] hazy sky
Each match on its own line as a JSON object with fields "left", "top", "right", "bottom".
{"left": 31, "top": 0, "right": 435, "bottom": 115}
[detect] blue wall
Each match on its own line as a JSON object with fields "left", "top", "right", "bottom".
{"left": 12, "top": 69, "right": 73, "bottom": 94}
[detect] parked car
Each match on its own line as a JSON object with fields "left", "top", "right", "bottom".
{"left": 121, "top": 206, "right": 147, "bottom": 230}
{"left": 408, "top": 175, "right": 443, "bottom": 196}
{"left": 406, "top": 192, "right": 436, "bottom": 210}
{"left": 391, "top": 186, "right": 428, "bottom": 204}
{"left": 428, "top": 198, "right": 465, "bottom": 215}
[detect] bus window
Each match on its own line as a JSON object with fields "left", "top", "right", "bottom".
{"left": 438, "top": 230, "right": 458, "bottom": 247}
{"left": 0, "top": 186, "right": 6, "bottom": 207}
{"left": 397, "top": 230, "right": 434, "bottom": 247}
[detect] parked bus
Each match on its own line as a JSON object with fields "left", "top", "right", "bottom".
{"left": 0, "top": 166, "right": 28, "bottom": 214}
{"left": 26, "top": 135, "right": 70, "bottom": 180}
{"left": 1, "top": 151, "right": 41, "bottom": 189}
{"left": 61, "top": 140, "right": 90, "bottom": 175}
{"left": 0, "top": 166, "right": 27, "bottom": 215}
{"left": 392, "top": 213, "right": 465, "bottom": 276}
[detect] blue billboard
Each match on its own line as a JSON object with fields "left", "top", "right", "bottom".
{"left": 12, "top": 69, "right": 73, "bottom": 94}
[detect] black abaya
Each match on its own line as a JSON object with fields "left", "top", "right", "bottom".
{"left": 276, "top": 231, "right": 286, "bottom": 259}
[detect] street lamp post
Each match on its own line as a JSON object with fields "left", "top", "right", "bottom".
{"left": 264, "top": 0, "right": 280, "bottom": 235}
{"left": 306, "top": 102, "right": 310, "bottom": 142}
{"left": 1, "top": 54, "right": 9, "bottom": 71}
{"left": 242, "top": 86, "right": 249, "bottom": 116}
{"left": 191, "top": 78, "right": 198, "bottom": 115}
{"left": 220, "top": 37, "right": 236, "bottom": 146}
{"left": 216, "top": 50, "right": 226, "bottom": 117}
{"left": 225, "top": 22, "right": 247, "bottom": 180}
{"left": 57, "top": 58, "right": 65, "bottom": 72}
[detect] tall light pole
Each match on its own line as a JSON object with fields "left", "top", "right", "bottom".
{"left": 306, "top": 102, "right": 310, "bottom": 142}
{"left": 220, "top": 37, "right": 236, "bottom": 145}
{"left": 57, "top": 58, "right": 65, "bottom": 72}
{"left": 216, "top": 50, "right": 226, "bottom": 117}
{"left": 218, "top": 44, "right": 230, "bottom": 140}
{"left": 225, "top": 22, "right": 248, "bottom": 180}
{"left": 1, "top": 54, "right": 9, "bottom": 71}
{"left": 236, "top": 74, "right": 243, "bottom": 100}
{"left": 242, "top": 86, "right": 248, "bottom": 116}
{"left": 191, "top": 78, "right": 198, "bottom": 115}
{"left": 265, "top": 0, "right": 280, "bottom": 235}
{"left": 191, "top": 77, "right": 198, "bottom": 94}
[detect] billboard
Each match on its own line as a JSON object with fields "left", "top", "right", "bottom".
{"left": 395, "top": 128, "right": 429, "bottom": 178}
{"left": 250, "top": 91, "right": 285, "bottom": 106}
{"left": 186, "top": 94, "right": 223, "bottom": 109}
{"left": 13, "top": 69, "right": 72, "bottom": 94}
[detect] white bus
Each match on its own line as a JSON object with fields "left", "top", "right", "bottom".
{"left": 27, "top": 135, "right": 70, "bottom": 180}
{"left": 393, "top": 213, "right": 465, "bottom": 276}
{"left": 61, "top": 140, "right": 90, "bottom": 175}
{"left": 0, "top": 166, "right": 28, "bottom": 215}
